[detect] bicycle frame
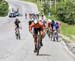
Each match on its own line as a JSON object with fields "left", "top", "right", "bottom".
{"left": 52, "top": 30, "right": 58, "bottom": 41}
{"left": 36, "top": 31, "right": 41, "bottom": 55}
{"left": 15, "top": 28, "right": 20, "bottom": 40}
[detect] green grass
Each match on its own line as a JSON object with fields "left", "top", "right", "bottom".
{"left": 22, "top": 0, "right": 35, "bottom": 3}
{"left": 61, "top": 23, "right": 75, "bottom": 35}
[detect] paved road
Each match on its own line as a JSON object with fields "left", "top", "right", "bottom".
{"left": 0, "top": 0, "right": 74, "bottom": 61}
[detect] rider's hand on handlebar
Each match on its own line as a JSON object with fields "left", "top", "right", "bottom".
{"left": 30, "top": 31, "right": 33, "bottom": 35}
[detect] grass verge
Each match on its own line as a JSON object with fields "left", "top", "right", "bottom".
{"left": 61, "top": 23, "right": 75, "bottom": 36}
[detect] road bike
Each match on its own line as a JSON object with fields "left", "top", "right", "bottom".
{"left": 36, "top": 31, "right": 42, "bottom": 55}
{"left": 46, "top": 28, "right": 53, "bottom": 40}
{"left": 46, "top": 28, "right": 51, "bottom": 38}
{"left": 15, "top": 28, "right": 21, "bottom": 40}
{"left": 52, "top": 30, "right": 59, "bottom": 42}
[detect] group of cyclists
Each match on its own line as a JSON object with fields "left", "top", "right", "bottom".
{"left": 47, "top": 19, "right": 61, "bottom": 41}
{"left": 14, "top": 13, "right": 61, "bottom": 54}
{"left": 28, "top": 14, "right": 61, "bottom": 53}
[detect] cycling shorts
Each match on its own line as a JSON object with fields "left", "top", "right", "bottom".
{"left": 34, "top": 28, "right": 43, "bottom": 35}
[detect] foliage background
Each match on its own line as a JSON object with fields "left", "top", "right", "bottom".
{"left": 0, "top": 0, "right": 9, "bottom": 16}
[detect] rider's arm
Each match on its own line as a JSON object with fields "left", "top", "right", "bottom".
{"left": 29, "top": 22, "right": 34, "bottom": 32}
{"left": 39, "top": 22, "right": 46, "bottom": 32}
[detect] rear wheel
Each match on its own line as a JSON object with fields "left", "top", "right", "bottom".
{"left": 56, "top": 32, "right": 58, "bottom": 42}
{"left": 18, "top": 32, "right": 21, "bottom": 40}
{"left": 15, "top": 28, "right": 21, "bottom": 40}
{"left": 53, "top": 31, "right": 58, "bottom": 42}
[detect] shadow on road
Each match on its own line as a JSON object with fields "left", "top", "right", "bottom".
{"left": 38, "top": 54, "right": 51, "bottom": 56}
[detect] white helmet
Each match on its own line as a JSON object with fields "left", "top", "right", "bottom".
{"left": 48, "top": 19, "right": 52, "bottom": 22}
{"left": 34, "top": 19, "right": 38, "bottom": 24}
{"left": 31, "top": 18, "right": 34, "bottom": 21}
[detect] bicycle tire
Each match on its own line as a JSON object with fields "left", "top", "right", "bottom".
{"left": 15, "top": 29, "right": 21, "bottom": 40}
{"left": 36, "top": 35, "right": 41, "bottom": 55}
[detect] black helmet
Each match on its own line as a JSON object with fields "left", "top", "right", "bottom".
{"left": 52, "top": 20, "right": 55, "bottom": 23}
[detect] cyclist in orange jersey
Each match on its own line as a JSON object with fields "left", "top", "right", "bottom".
{"left": 29, "top": 19, "right": 46, "bottom": 52}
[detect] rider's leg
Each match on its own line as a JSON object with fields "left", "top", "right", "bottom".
{"left": 15, "top": 28, "right": 18, "bottom": 39}
{"left": 40, "top": 31, "right": 44, "bottom": 46}
{"left": 33, "top": 29, "right": 38, "bottom": 52}
{"left": 56, "top": 30, "right": 58, "bottom": 42}
{"left": 34, "top": 36, "right": 37, "bottom": 52}
{"left": 50, "top": 31, "right": 53, "bottom": 40}
{"left": 53, "top": 31, "right": 56, "bottom": 41}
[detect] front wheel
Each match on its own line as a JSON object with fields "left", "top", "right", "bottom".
{"left": 36, "top": 35, "right": 41, "bottom": 55}
{"left": 15, "top": 29, "right": 21, "bottom": 40}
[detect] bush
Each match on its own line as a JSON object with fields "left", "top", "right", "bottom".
{"left": 0, "top": 1, "right": 9, "bottom": 16}
{"left": 50, "top": 1, "right": 75, "bottom": 25}
{"left": 43, "top": 3, "right": 50, "bottom": 15}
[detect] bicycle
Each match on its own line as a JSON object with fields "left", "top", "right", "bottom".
{"left": 46, "top": 28, "right": 53, "bottom": 40}
{"left": 15, "top": 28, "right": 21, "bottom": 40}
{"left": 46, "top": 28, "right": 51, "bottom": 38}
{"left": 52, "top": 30, "right": 59, "bottom": 42}
{"left": 36, "top": 31, "right": 42, "bottom": 55}
{"left": 46, "top": 28, "right": 50, "bottom": 37}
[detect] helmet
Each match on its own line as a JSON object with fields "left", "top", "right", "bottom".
{"left": 31, "top": 18, "right": 34, "bottom": 21}
{"left": 52, "top": 20, "right": 55, "bottom": 23}
{"left": 56, "top": 21, "right": 58, "bottom": 24}
{"left": 34, "top": 19, "right": 38, "bottom": 24}
{"left": 48, "top": 19, "right": 52, "bottom": 22}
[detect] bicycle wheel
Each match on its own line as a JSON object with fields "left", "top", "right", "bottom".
{"left": 56, "top": 32, "right": 59, "bottom": 42}
{"left": 53, "top": 31, "right": 58, "bottom": 42}
{"left": 18, "top": 31, "right": 21, "bottom": 40}
{"left": 36, "top": 35, "right": 41, "bottom": 55}
{"left": 15, "top": 29, "right": 20, "bottom": 40}
{"left": 52, "top": 31, "right": 56, "bottom": 41}
{"left": 15, "top": 31, "right": 18, "bottom": 39}
{"left": 47, "top": 29, "right": 50, "bottom": 38}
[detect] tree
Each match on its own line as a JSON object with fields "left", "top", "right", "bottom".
{"left": 0, "top": 0, "right": 9, "bottom": 16}
{"left": 0, "top": 0, "right": 2, "bottom": 2}
{"left": 56, "top": 0, "right": 75, "bottom": 25}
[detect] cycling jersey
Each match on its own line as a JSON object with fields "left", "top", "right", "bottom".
{"left": 51, "top": 22, "right": 56, "bottom": 31}
{"left": 14, "top": 20, "right": 20, "bottom": 28}
{"left": 47, "top": 21, "right": 61, "bottom": 32}
{"left": 29, "top": 21, "right": 45, "bottom": 32}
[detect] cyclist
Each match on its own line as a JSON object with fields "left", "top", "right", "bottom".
{"left": 47, "top": 19, "right": 61, "bottom": 33}
{"left": 55, "top": 21, "right": 61, "bottom": 32}
{"left": 47, "top": 19, "right": 52, "bottom": 29}
{"left": 29, "top": 19, "right": 46, "bottom": 52}
{"left": 50, "top": 20, "right": 61, "bottom": 41}
{"left": 46, "top": 19, "right": 52, "bottom": 38}
{"left": 25, "top": 13, "right": 27, "bottom": 19}
{"left": 14, "top": 18, "right": 21, "bottom": 39}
